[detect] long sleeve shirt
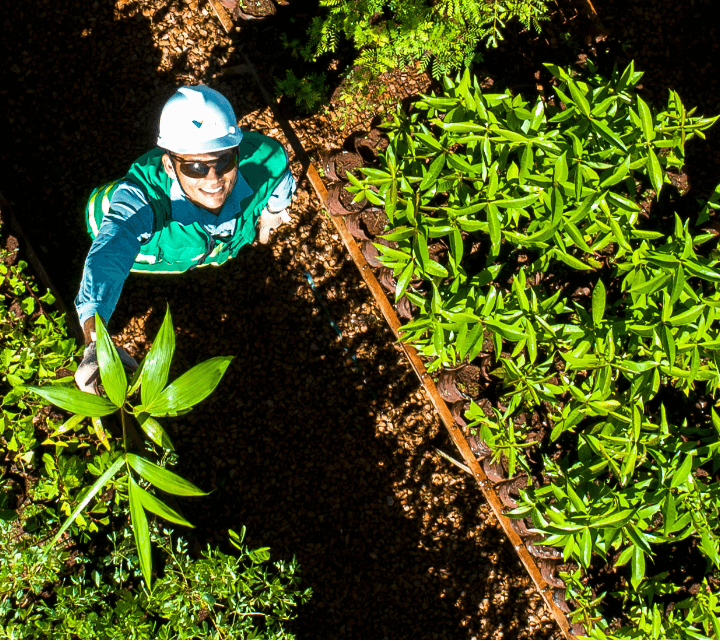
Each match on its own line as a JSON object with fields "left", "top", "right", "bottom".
{"left": 75, "top": 167, "right": 295, "bottom": 327}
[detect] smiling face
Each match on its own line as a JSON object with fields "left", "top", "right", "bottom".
{"left": 161, "top": 148, "right": 238, "bottom": 215}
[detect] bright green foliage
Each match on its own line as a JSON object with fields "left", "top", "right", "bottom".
{"left": 352, "top": 61, "right": 720, "bottom": 636}
{"left": 1, "top": 249, "right": 81, "bottom": 470}
{"left": 275, "top": 69, "right": 329, "bottom": 114}
{"left": 24, "top": 307, "right": 232, "bottom": 588}
{"left": 308, "top": 0, "right": 550, "bottom": 79}
{"left": 0, "top": 519, "right": 311, "bottom": 639}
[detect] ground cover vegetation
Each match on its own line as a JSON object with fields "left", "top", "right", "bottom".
{"left": 347, "top": 61, "right": 720, "bottom": 637}
{"left": 275, "top": 0, "right": 551, "bottom": 113}
{"left": 0, "top": 237, "right": 310, "bottom": 638}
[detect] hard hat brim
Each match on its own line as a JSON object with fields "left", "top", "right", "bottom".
{"left": 158, "top": 130, "right": 243, "bottom": 155}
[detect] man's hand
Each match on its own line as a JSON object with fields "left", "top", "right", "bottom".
{"left": 75, "top": 341, "right": 139, "bottom": 395}
{"left": 258, "top": 207, "right": 292, "bottom": 244}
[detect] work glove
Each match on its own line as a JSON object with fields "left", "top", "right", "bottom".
{"left": 258, "top": 207, "right": 292, "bottom": 244}
{"left": 75, "top": 341, "right": 139, "bottom": 395}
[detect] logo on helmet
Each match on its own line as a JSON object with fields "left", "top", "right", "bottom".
{"left": 192, "top": 120, "right": 204, "bottom": 128}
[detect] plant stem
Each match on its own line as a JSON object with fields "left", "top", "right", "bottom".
{"left": 121, "top": 408, "right": 127, "bottom": 453}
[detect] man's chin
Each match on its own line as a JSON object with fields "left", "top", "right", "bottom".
{"left": 193, "top": 191, "right": 228, "bottom": 213}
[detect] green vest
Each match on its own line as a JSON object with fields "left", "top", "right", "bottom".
{"left": 85, "top": 131, "right": 288, "bottom": 273}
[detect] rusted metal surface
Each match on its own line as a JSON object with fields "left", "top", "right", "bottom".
{"left": 207, "top": 0, "right": 235, "bottom": 35}
{"left": 227, "top": 27, "right": 577, "bottom": 639}
{"left": 0, "top": 191, "right": 83, "bottom": 342}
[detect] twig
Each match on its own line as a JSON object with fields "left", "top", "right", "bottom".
{"left": 434, "top": 448, "right": 472, "bottom": 475}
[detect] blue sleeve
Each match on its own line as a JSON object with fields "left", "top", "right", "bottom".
{"left": 266, "top": 150, "right": 296, "bottom": 212}
{"left": 74, "top": 183, "right": 154, "bottom": 327}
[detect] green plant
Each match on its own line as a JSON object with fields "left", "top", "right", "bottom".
{"left": 1, "top": 249, "right": 81, "bottom": 466}
{"left": 275, "top": 68, "right": 330, "bottom": 114}
{"left": 0, "top": 517, "right": 311, "bottom": 639}
{"left": 309, "top": 0, "right": 550, "bottom": 79}
{"left": 351, "top": 61, "right": 720, "bottom": 635}
{"left": 24, "top": 307, "right": 232, "bottom": 588}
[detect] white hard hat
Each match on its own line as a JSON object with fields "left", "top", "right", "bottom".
{"left": 157, "top": 85, "right": 243, "bottom": 154}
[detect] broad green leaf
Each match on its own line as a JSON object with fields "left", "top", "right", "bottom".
{"left": 567, "top": 79, "right": 591, "bottom": 117}
{"left": 48, "top": 456, "right": 124, "bottom": 550}
{"left": 126, "top": 453, "right": 207, "bottom": 496}
{"left": 615, "top": 545, "right": 634, "bottom": 567}
{"left": 145, "top": 356, "right": 233, "bottom": 416}
{"left": 555, "top": 251, "right": 592, "bottom": 271}
{"left": 661, "top": 325, "right": 676, "bottom": 367}
{"left": 580, "top": 527, "right": 592, "bottom": 569}
{"left": 564, "top": 222, "right": 592, "bottom": 253}
{"left": 396, "top": 261, "right": 414, "bottom": 300}
{"left": 701, "top": 531, "right": 720, "bottom": 567}
{"left": 631, "top": 545, "right": 646, "bottom": 588}
{"left": 25, "top": 385, "right": 119, "bottom": 416}
{"left": 712, "top": 409, "right": 720, "bottom": 438}
{"left": 414, "top": 132, "right": 443, "bottom": 152}
{"left": 141, "top": 305, "right": 176, "bottom": 407}
{"left": 668, "top": 305, "right": 704, "bottom": 327}
{"left": 647, "top": 147, "right": 663, "bottom": 196}
{"left": 138, "top": 413, "right": 174, "bottom": 451}
{"left": 637, "top": 96, "right": 656, "bottom": 142}
{"left": 670, "top": 454, "right": 693, "bottom": 488}
{"left": 485, "top": 319, "right": 526, "bottom": 342}
{"left": 128, "top": 355, "right": 146, "bottom": 397}
{"left": 526, "top": 320, "right": 537, "bottom": 364}
{"left": 670, "top": 264, "right": 685, "bottom": 305}
{"left": 415, "top": 228, "right": 430, "bottom": 272}
{"left": 591, "top": 119, "right": 627, "bottom": 150}
{"left": 91, "top": 416, "right": 111, "bottom": 451}
{"left": 129, "top": 476, "right": 153, "bottom": 588}
{"left": 133, "top": 481, "right": 193, "bottom": 527}
{"left": 419, "top": 154, "right": 445, "bottom": 191}
{"left": 630, "top": 271, "right": 670, "bottom": 296}
{"left": 449, "top": 228, "right": 463, "bottom": 268}
{"left": 662, "top": 493, "right": 677, "bottom": 536}
{"left": 685, "top": 260, "right": 720, "bottom": 282}
{"left": 487, "top": 204, "right": 501, "bottom": 255}
{"left": 51, "top": 413, "right": 86, "bottom": 437}
{"left": 95, "top": 315, "right": 127, "bottom": 407}
{"left": 592, "top": 279, "right": 606, "bottom": 327}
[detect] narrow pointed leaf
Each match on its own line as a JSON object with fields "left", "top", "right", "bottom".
{"left": 647, "top": 147, "right": 663, "bottom": 196}
{"left": 95, "top": 314, "right": 127, "bottom": 407}
{"left": 141, "top": 306, "right": 176, "bottom": 407}
{"left": 129, "top": 476, "right": 153, "bottom": 588}
{"left": 592, "top": 279, "right": 606, "bottom": 327}
{"left": 91, "top": 416, "right": 111, "bottom": 451}
{"left": 133, "top": 481, "right": 194, "bottom": 527}
{"left": 126, "top": 453, "right": 207, "bottom": 496}
{"left": 138, "top": 413, "right": 174, "bottom": 451}
{"left": 145, "top": 356, "right": 233, "bottom": 416}
{"left": 25, "top": 385, "right": 119, "bottom": 416}
{"left": 47, "top": 456, "right": 124, "bottom": 550}
{"left": 637, "top": 97, "right": 656, "bottom": 142}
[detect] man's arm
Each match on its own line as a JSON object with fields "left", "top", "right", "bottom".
{"left": 75, "top": 183, "right": 154, "bottom": 344}
{"left": 266, "top": 167, "right": 296, "bottom": 213}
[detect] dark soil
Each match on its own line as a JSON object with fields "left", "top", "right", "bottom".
{"left": 1, "top": 0, "right": 719, "bottom": 637}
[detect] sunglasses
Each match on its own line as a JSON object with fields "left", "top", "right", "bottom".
{"left": 170, "top": 148, "right": 238, "bottom": 179}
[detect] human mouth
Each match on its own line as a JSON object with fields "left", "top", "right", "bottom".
{"left": 201, "top": 186, "right": 223, "bottom": 195}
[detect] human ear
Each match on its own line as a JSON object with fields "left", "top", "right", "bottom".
{"left": 161, "top": 153, "right": 176, "bottom": 179}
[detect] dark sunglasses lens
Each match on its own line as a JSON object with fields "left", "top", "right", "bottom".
{"left": 176, "top": 150, "right": 237, "bottom": 179}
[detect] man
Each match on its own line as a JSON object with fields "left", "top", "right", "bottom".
{"left": 75, "top": 85, "right": 294, "bottom": 393}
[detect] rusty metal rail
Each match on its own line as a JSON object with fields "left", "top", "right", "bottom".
{"left": 213, "top": 17, "right": 576, "bottom": 638}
